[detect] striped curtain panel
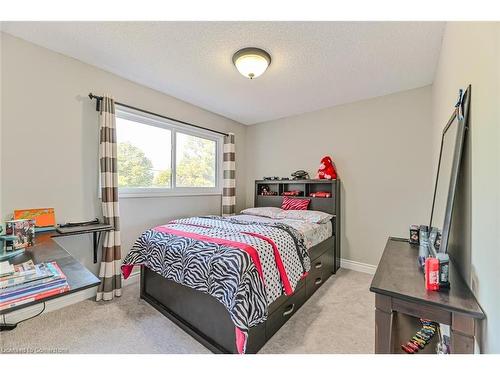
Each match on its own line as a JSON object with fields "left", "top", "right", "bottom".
{"left": 97, "top": 96, "right": 122, "bottom": 301}
{"left": 222, "top": 133, "right": 236, "bottom": 216}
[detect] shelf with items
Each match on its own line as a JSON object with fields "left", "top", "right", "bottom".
{"left": 280, "top": 182, "right": 306, "bottom": 197}
{"left": 370, "top": 238, "right": 484, "bottom": 354}
{"left": 392, "top": 313, "right": 441, "bottom": 354}
{"left": 257, "top": 195, "right": 334, "bottom": 202}
{"left": 255, "top": 182, "right": 280, "bottom": 197}
{"left": 254, "top": 180, "right": 338, "bottom": 215}
{"left": 306, "top": 182, "right": 334, "bottom": 198}
{"left": 255, "top": 179, "right": 337, "bottom": 198}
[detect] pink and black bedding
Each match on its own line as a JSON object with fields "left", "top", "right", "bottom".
{"left": 121, "top": 215, "right": 311, "bottom": 354}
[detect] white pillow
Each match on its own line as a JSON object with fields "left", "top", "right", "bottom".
{"left": 240, "top": 207, "right": 284, "bottom": 219}
{"left": 277, "top": 210, "right": 333, "bottom": 224}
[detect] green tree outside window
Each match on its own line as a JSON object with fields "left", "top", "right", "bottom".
{"left": 176, "top": 135, "right": 216, "bottom": 187}
{"left": 117, "top": 142, "right": 154, "bottom": 187}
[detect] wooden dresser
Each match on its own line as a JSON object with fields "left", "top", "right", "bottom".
{"left": 370, "top": 237, "right": 485, "bottom": 354}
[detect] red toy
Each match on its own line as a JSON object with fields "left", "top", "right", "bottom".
{"left": 309, "top": 191, "right": 331, "bottom": 198}
{"left": 316, "top": 156, "right": 337, "bottom": 180}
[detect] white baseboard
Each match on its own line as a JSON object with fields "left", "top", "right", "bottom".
{"left": 123, "top": 270, "right": 141, "bottom": 287}
{"left": 341, "top": 258, "right": 377, "bottom": 275}
{"left": 2, "top": 271, "right": 141, "bottom": 324}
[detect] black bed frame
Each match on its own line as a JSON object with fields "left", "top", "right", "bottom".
{"left": 140, "top": 179, "right": 341, "bottom": 353}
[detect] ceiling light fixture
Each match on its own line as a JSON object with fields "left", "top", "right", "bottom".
{"left": 232, "top": 47, "right": 271, "bottom": 79}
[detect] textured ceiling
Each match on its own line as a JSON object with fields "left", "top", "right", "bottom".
{"left": 1, "top": 22, "right": 445, "bottom": 124}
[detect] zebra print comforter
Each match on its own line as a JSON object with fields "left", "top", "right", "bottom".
{"left": 121, "top": 215, "right": 310, "bottom": 353}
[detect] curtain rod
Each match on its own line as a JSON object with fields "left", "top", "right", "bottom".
{"left": 88, "top": 93, "right": 229, "bottom": 137}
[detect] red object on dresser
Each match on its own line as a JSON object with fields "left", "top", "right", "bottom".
{"left": 281, "top": 196, "right": 310, "bottom": 210}
{"left": 425, "top": 257, "right": 440, "bottom": 291}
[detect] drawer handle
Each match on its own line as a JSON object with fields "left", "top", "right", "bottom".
{"left": 282, "top": 303, "right": 295, "bottom": 317}
{"left": 314, "top": 277, "right": 323, "bottom": 285}
{"left": 315, "top": 262, "right": 323, "bottom": 269}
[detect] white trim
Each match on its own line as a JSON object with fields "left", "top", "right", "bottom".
{"left": 122, "top": 270, "right": 141, "bottom": 287}
{"left": 2, "top": 271, "right": 141, "bottom": 324}
{"left": 340, "top": 258, "right": 377, "bottom": 275}
{"left": 474, "top": 338, "right": 480, "bottom": 354}
{"left": 118, "top": 191, "right": 222, "bottom": 199}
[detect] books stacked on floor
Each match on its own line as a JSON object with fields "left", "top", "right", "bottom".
{"left": 0, "top": 260, "right": 69, "bottom": 311}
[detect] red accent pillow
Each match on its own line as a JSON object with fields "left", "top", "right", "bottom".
{"left": 281, "top": 196, "right": 310, "bottom": 210}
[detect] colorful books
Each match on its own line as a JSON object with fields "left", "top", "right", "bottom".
{"left": 0, "top": 260, "right": 36, "bottom": 278}
{"left": 0, "top": 263, "right": 53, "bottom": 289}
{"left": 0, "top": 285, "right": 70, "bottom": 310}
{"left": 0, "top": 261, "right": 70, "bottom": 311}
{"left": 0, "top": 277, "right": 68, "bottom": 301}
{"left": 13, "top": 260, "right": 37, "bottom": 275}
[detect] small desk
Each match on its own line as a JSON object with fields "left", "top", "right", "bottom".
{"left": 370, "top": 237, "right": 485, "bottom": 354}
{"left": 0, "top": 231, "right": 100, "bottom": 316}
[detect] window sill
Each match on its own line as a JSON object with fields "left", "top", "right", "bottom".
{"left": 117, "top": 191, "right": 223, "bottom": 199}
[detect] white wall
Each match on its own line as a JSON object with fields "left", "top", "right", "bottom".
{"left": 245, "top": 86, "right": 434, "bottom": 266}
{"left": 432, "top": 22, "right": 500, "bottom": 354}
{"left": 0, "top": 31, "right": 3, "bottom": 225}
{"left": 0, "top": 33, "right": 247, "bottom": 275}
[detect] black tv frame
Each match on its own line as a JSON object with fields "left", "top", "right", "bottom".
{"left": 429, "top": 85, "right": 471, "bottom": 255}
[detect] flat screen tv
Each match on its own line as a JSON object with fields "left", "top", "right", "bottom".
{"left": 429, "top": 86, "right": 470, "bottom": 256}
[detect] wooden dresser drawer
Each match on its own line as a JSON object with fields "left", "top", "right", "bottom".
{"left": 306, "top": 251, "right": 334, "bottom": 298}
{"left": 268, "top": 277, "right": 305, "bottom": 314}
{"left": 309, "top": 235, "right": 334, "bottom": 261}
{"left": 266, "top": 285, "right": 306, "bottom": 339}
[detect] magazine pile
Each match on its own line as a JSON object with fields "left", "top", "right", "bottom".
{"left": 0, "top": 260, "right": 69, "bottom": 311}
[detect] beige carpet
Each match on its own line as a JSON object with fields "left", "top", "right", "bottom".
{"left": 0, "top": 269, "right": 374, "bottom": 354}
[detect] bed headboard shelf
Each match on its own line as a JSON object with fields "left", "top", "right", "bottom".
{"left": 254, "top": 179, "right": 340, "bottom": 216}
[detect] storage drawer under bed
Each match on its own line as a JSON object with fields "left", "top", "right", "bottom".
{"left": 265, "top": 284, "right": 306, "bottom": 339}
{"left": 268, "top": 236, "right": 334, "bottom": 315}
{"left": 306, "top": 250, "right": 334, "bottom": 298}
{"left": 308, "top": 235, "right": 334, "bottom": 261}
{"left": 265, "top": 242, "right": 334, "bottom": 340}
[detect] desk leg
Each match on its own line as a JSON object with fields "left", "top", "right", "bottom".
{"left": 451, "top": 313, "right": 475, "bottom": 354}
{"left": 375, "top": 294, "right": 393, "bottom": 354}
{"left": 93, "top": 232, "right": 98, "bottom": 264}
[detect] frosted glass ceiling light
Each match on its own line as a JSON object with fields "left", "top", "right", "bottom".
{"left": 232, "top": 47, "right": 271, "bottom": 79}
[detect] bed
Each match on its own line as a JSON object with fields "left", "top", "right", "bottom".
{"left": 122, "top": 179, "right": 341, "bottom": 353}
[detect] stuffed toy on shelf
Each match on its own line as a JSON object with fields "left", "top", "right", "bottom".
{"left": 316, "top": 156, "right": 337, "bottom": 180}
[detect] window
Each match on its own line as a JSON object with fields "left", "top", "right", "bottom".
{"left": 115, "top": 106, "right": 223, "bottom": 197}
{"left": 176, "top": 133, "right": 217, "bottom": 188}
